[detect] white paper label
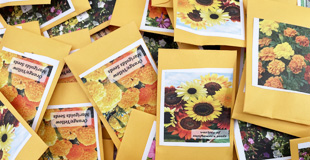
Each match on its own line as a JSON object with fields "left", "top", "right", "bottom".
{"left": 51, "top": 110, "right": 92, "bottom": 128}
{"left": 191, "top": 130, "right": 229, "bottom": 139}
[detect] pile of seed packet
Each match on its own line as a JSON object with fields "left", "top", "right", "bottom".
{"left": 1, "top": 0, "right": 310, "bottom": 159}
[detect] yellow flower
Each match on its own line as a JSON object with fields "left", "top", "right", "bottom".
{"left": 97, "top": 82, "right": 122, "bottom": 114}
{"left": 118, "top": 88, "right": 140, "bottom": 109}
{"left": 188, "top": 0, "right": 221, "bottom": 10}
{"left": 274, "top": 42, "right": 294, "bottom": 60}
{"left": 117, "top": 69, "right": 140, "bottom": 88}
{"left": 200, "top": 73, "right": 232, "bottom": 95}
{"left": 109, "top": 114, "right": 129, "bottom": 131}
{"left": 49, "top": 139, "right": 72, "bottom": 157}
{"left": 39, "top": 124, "right": 57, "bottom": 146}
{"left": 24, "top": 81, "right": 45, "bottom": 102}
{"left": 58, "top": 126, "right": 80, "bottom": 140}
{"left": 267, "top": 60, "right": 285, "bottom": 75}
{"left": 201, "top": 8, "right": 230, "bottom": 27}
{"left": 43, "top": 109, "right": 60, "bottom": 121}
{"left": 230, "top": 0, "right": 240, "bottom": 5}
{"left": 84, "top": 63, "right": 110, "bottom": 82}
{"left": 176, "top": 80, "right": 207, "bottom": 101}
{"left": 0, "top": 51, "right": 21, "bottom": 64}
{"left": 0, "top": 124, "right": 14, "bottom": 151}
{"left": 177, "top": 0, "right": 194, "bottom": 13}
{"left": 137, "top": 64, "right": 157, "bottom": 85}
{"left": 1, "top": 150, "right": 10, "bottom": 160}
{"left": 11, "top": 74, "right": 30, "bottom": 90}
{"left": 178, "top": 10, "right": 208, "bottom": 30}
{"left": 0, "top": 85, "right": 18, "bottom": 102}
{"left": 213, "top": 88, "right": 233, "bottom": 108}
{"left": 164, "top": 107, "right": 177, "bottom": 128}
{"left": 185, "top": 96, "right": 222, "bottom": 122}
{"left": 259, "top": 20, "right": 279, "bottom": 36}
{"left": 85, "top": 81, "right": 106, "bottom": 102}
{"left": 76, "top": 126, "right": 96, "bottom": 146}
{"left": 0, "top": 68, "right": 9, "bottom": 89}
{"left": 0, "top": 57, "right": 3, "bottom": 70}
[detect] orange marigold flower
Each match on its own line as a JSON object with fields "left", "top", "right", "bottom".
{"left": 0, "top": 51, "right": 22, "bottom": 64}
{"left": 264, "top": 76, "right": 283, "bottom": 89}
{"left": 24, "top": 81, "right": 45, "bottom": 102}
{"left": 296, "top": 36, "right": 310, "bottom": 47}
{"left": 39, "top": 123, "right": 57, "bottom": 146}
{"left": 11, "top": 95, "right": 39, "bottom": 121}
{"left": 267, "top": 60, "right": 285, "bottom": 75}
{"left": 259, "top": 47, "right": 276, "bottom": 61}
{"left": 118, "top": 88, "right": 140, "bottom": 109}
{"left": 137, "top": 63, "right": 157, "bottom": 85}
{"left": 43, "top": 109, "right": 60, "bottom": 121}
{"left": 0, "top": 85, "right": 18, "bottom": 102}
{"left": 76, "top": 126, "right": 96, "bottom": 146}
{"left": 11, "top": 74, "right": 31, "bottom": 90}
{"left": 118, "top": 69, "right": 140, "bottom": 88}
{"left": 304, "top": 66, "right": 310, "bottom": 84}
{"left": 148, "top": 0, "right": 168, "bottom": 19}
{"left": 305, "top": 53, "right": 310, "bottom": 62}
{"left": 142, "top": 104, "right": 156, "bottom": 115}
{"left": 49, "top": 139, "right": 72, "bottom": 156}
{"left": 288, "top": 55, "right": 306, "bottom": 74}
{"left": 259, "top": 37, "right": 272, "bottom": 47}
{"left": 284, "top": 27, "right": 298, "bottom": 37}
{"left": 138, "top": 82, "right": 157, "bottom": 106}
{"left": 58, "top": 126, "right": 80, "bottom": 140}
{"left": 80, "top": 146, "right": 98, "bottom": 160}
{"left": 258, "top": 61, "right": 265, "bottom": 79}
{"left": 66, "top": 144, "right": 84, "bottom": 160}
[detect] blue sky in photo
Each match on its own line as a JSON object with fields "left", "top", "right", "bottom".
{"left": 8, "top": 123, "right": 31, "bottom": 159}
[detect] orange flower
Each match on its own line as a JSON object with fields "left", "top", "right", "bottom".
{"left": 11, "top": 95, "right": 39, "bottom": 121}
{"left": 0, "top": 85, "right": 18, "bottom": 102}
{"left": 148, "top": 0, "right": 167, "bottom": 19}
{"left": 43, "top": 109, "right": 60, "bottom": 121}
{"left": 264, "top": 76, "right": 283, "bottom": 89}
{"left": 304, "top": 66, "right": 310, "bottom": 84}
{"left": 11, "top": 74, "right": 31, "bottom": 90}
{"left": 258, "top": 61, "right": 265, "bottom": 79}
{"left": 267, "top": 60, "right": 285, "bottom": 75}
{"left": 137, "top": 63, "right": 157, "bottom": 85}
{"left": 296, "top": 36, "right": 310, "bottom": 47}
{"left": 24, "top": 81, "right": 45, "bottom": 102}
{"left": 259, "top": 47, "right": 276, "bottom": 61}
{"left": 143, "top": 104, "right": 156, "bottom": 115}
{"left": 284, "top": 27, "right": 298, "bottom": 37}
{"left": 118, "top": 88, "right": 140, "bottom": 109}
{"left": 118, "top": 69, "right": 140, "bottom": 88}
{"left": 39, "top": 123, "right": 57, "bottom": 146}
{"left": 259, "top": 37, "right": 272, "bottom": 47}
{"left": 49, "top": 139, "right": 72, "bottom": 156}
{"left": 80, "top": 146, "right": 98, "bottom": 160}
{"left": 138, "top": 82, "right": 157, "bottom": 106}
{"left": 58, "top": 126, "right": 80, "bottom": 140}
{"left": 76, "top": 126, "right": 96, "bottom": 146}
{"left": 288, "top": 55, "right": 306, "bottom": 74}
{"left": 66, "top": 144, "right": 84, "bottom": 160}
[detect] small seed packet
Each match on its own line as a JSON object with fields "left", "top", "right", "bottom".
{"left": 116, "top": 110, "right": 156, "bottom": 160}
{"left": 38, "top": 82, "right": 104, "bottom": 160}
{"left": 0, "top": 92, "right": 48, "bottom": 160}
{"left": 65, "top": 22, "right": 158, "bottom": 148}
{"left": 156, "top": 49, "right": 237, "bottom": 159}
{"left": 290, "top": 137, "right": 310, "bottom": 160}
{"left": 0, "top": 26, "right": 71, "bottom": 131}
{"left": 0, "top": 0, "right": 91, "bottom": 32}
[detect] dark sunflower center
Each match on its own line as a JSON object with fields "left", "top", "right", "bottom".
{"left": 164, "top": 112, "right": 173, "bottom": 124}
{"left": 224, "top": 6, "right": 240, "bottom": 17}
{"left": 165, "top": 92, "right": 182, "bottom": 105}
{"left": 180, "top": 117, "right": 201, "bottom": 130}
{"left": 236, "top": 0, "right": 239, "bottom": 2}
{"left": 204, "top": 82, "right": 222, "bottom": 95}
{"left": 187, "top": 88, "right": 197, "bottom": 94}
{"left": 1, "top": 134, "right": 7, "bottom": 142}
{"left": 210, "top": 14, "right": 219, "bottom": 20}
{"left": 196, "top": 0, "right": 213, "bottom": 5}
{"left": 187, "top": 10, "right": 203, "bottom": 22}
{"left": 193, "top": 102, "right": 214, "bottom": 116}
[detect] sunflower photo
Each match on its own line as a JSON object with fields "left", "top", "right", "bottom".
{"left": 0, "top": 47, "right": 59, "bottom": 130}
{"left": 235, "top": 120, "right": 295, "bottom": 160}
{"left": 159, "top": 68, "right": 233, "bottom": 147}
{"left": 253, "top": 18, "right": 310, "bottom": 94}
{"left": 176, "top": 0, "right": 245, "bottom": 40}
{"left": 298, "top": 142, "right": 310, "bottom": 160}
{"left": 140, "top": 0, "right": 174, "bottom": 33}
{"left": 79, "top": 40, "right": 157, "bottom": 141}
{"left": 0, "top": 101, "right": 32, "bottom": 160}
{"left": 38, "top": 104, "right": 100, "bottom": 160}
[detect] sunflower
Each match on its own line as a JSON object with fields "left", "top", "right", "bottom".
{"left": 201, "top": 8, "right": 230, "bottom": 27}
{"left": 178, "top": 10, "right": 208, "bottom": 30}
{"left": 176, "top": 81, "right": 207, "bottom": 101}
{"left": 213, "top": 107, "right": 231, "bottom": 129}
{"left": 230, "top": 0, "right": 240, "bottom": 5}
{"left": 0, "top": 124, "right": 14, "bottom": 151}
{"left": 0, "top": 150, "right": 9, "bottom": 160}
{"left": 222, "top": 2, "right": 240, "bottom": 22}
{"left": 163, "top": 86, "right": 185, "bottom": 111}
{"left": 164, "top": 107, "right": 177, "bottom": 128}
{"left": 200, "top": 74, "right": 232, "bottom": 95}
{"left": 213, "top": 88, "right": 233, "bottom": 108}
{"left": 177, "top": 0, "right": 194, "bottom": 12}
{"left": 185, "top": 96, "right": 222, "bottom": 122}
{"left": 188, "top": 0, "right": 221, "bottom": 10}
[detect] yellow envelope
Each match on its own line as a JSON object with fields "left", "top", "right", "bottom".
{"left": 0, "top": 26, "right": 71, "bottom": 132}
{"left": 173, "top": 0, "right": 245, "bottom": 47}
{"left": 116, "top": 110, "right": 156, "bottom": 160}
{"left": 52, "top": 29, "right": 92, "bottom": 83}
{"left": 0, "top": 92, "right": 48, "bottom": 160}
{"left": 38, "top": 82, "right": 104, "bottom": 160}
{"left": 156, "top": 49, "right": 237, "bottom": 159}
{"left": 103, "top": 139, "right": 115, "bottom": 160}
{"left": 290, "top": 137, "right": 310, "bottom": 160}
{"left": 65, "top": 22, "right": 158, "bottom": 148}
{"left": 244, "top": 0, "right": 310, "bottom": 125}
{"left": 0, "top": 0, "right": 50, "bottom": 8}
{"left": 244, "top": 0, "right": 297, "bottom": 13}
{"left": 111, "top": 0, "right": 174, "bottom": 36}
{"left": 152, "top": 0, "right": 173, "bottom": 8}
{"left": 0, "top": 0, "right": 91, "bottom": 32}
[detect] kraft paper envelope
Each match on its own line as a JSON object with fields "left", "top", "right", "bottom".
{"left": 157, "top": 49, "right": 237, "bottom": 159}
{"left": 0, "top": 0, "right": 91, "bottom": 32}
{"left": 103, "top": 139, "right": 115, "bottom": 160}
{"left": 173, "top": 0, "right": 245, "bottom": 47}
{"left": 0, "top": 0, "right": 50, "bottom": 8}
{"left": 244, "top": 0, "right": 310, "bottom": 125}
{"left": 116, "top": 110, "right": 156, "bottom": 160}
{"left": 52, "top": 29, "right": 92, "bottom": 83}
{"left": 290, "top": 137, "right": 310, "bottom": 160}
{"left": 38, "top": 82, "right": 104, "bottom": 160}
{"left": 0, "top": 92, "right": 48, "bottom": 160}
{"left": 152, "top": 0, "right": 173, "bottom": 8}
{"left": 233, "top": 66, "right": 310, "bottom": 137}
{"left": 111, "top": 0, "right": 174, "bottom": 36}
{"left": 65, "top": 22, "right": 158, "bottom": 148}
{"left": 0, "top": 26, "right": 71, "bottom": 132}
{"left": 43, "top": 0, "right": 116, "bottom": 38}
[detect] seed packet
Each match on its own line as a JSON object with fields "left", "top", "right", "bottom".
{"left": 38, "top": 82, "right": 104, "bottom": 160}
{"left": 91, "top": 26, "right": 119, "bottom": 42}
{"left": 65, "top": 22, "right": 158, "bottom": 148}
{"left": 156, "top": 49, "right": 237, "bottom": 159}
{"left": 0, "top": 26, "right": 71, "bottom": 131}
{"left": 103, "top": 139, "right": 115, "bottom": 160}
{"left": 0, "top": 0, "right": 91, "bottom": 32}
{"left": 51, "top": 29, "right": 92, "bottom": 83}
{"left": 173, "top": 0, "right": 245, "bottom": 46}
{"left": 116, "top": 110, "right": 156, "bottom": 160}
{"left": 0, "top": 0, "right": 50, "bottom": 8}
{"left": 290, "top": 137, "right": 310, "bottom": 160}
{"left": 0, "top": 92, "right": 48, "bottom": 160}
{"left": 111, "top": 0, "right": 174, "bottom": 36}
{"left": 152, "top": 0, "right": 173, "bottom": 8}
{"left": 244, "top": 0, "right": 310, "bottom": 125}
{"left": 43, "top": 0, "right": 117, "bottom": 38}
{"left": 234, "top": 120, "right": 296, "bottom": 160}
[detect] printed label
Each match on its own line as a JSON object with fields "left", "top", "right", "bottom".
{"left": 76, "top": 12, "right": 89, "bottom": 22}
{"left": 8, "top": 57, "right": 49, "bottom": 83}
{"left": 191, "top": 130, "right": 229, "bottom": 139}
{"left": 104, "top": 50, "right": 147, "bottom": 83}
{"left": 60, "top": 65, "right": 73, "bottom": 79}
{"left": 20, "top": 5, "right": 33, "bottom": 13}
{"left": 51, "top": 110, "right": 92, "bottom": 128}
